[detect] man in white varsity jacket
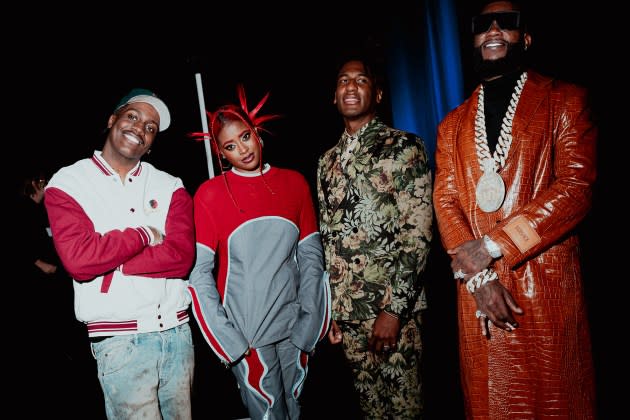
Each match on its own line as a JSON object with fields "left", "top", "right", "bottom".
{"left": 45, "top": 89, "right": 195, "bottom": 420}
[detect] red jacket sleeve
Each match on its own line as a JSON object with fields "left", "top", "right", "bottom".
{"left": 45, "top": 187, "right": 147, "bottom": 281}
{"left": 122, "top": 188, "right": 195, "bottom": 278}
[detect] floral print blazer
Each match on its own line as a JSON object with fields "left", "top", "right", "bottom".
{"left": 317, "top": 117, "right": 433, "bottom": 321}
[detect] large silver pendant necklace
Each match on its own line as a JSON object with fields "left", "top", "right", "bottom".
{"left": 474, "top": 72, "right": 527, "bottom": 212}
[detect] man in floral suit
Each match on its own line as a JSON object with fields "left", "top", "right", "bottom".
{"left": 317, "top": 56, "right": 433, "bottom": 419}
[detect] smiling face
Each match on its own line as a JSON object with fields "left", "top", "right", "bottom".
{"left": 216, "top": 116, "right": 262, "bottom": 174}
{"left": 102, "top": 102, "right": 160, "bottom": 171}
{"left": 334, "top": 60, "right": 383, "bottom": 133}
{"left": 473, "top": 1, "right": 531, "bottom": 80}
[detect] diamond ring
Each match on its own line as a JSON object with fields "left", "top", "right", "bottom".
{"left": 454, "top": 269, "right": 466, "bottom": 279}
{"left": 475, "top": 310, "right": 487, "bottom": 319}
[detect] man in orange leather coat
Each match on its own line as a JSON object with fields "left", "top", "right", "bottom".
{"left": 433, "top": 1, "right": 596, "bottom": 418}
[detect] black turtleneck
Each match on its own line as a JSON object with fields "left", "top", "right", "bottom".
{"left": 481, "top": 71, "right": 522, "bottom": 153}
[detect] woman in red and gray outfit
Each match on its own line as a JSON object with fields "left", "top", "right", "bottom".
{"left": 189, "top": 86, "right": 330, "bottom": 420}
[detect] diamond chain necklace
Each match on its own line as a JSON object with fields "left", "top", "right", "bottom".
{"left": 475, "top": 71, "right": 528, "bottom": 173}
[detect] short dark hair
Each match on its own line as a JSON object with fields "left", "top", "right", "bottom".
{"left": 335, "top": 56, "right": 384, "bottom": 91}
{"left": 22, "top": 172, "right": 47, "bottom": 197}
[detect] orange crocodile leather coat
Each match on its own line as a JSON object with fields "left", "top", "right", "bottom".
{"left": 434, "top": 70, "right": 596, "bottom": 419}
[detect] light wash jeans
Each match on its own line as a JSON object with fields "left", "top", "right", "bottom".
{"left": 91, "top": 323, "right": 194, "bottom": 420}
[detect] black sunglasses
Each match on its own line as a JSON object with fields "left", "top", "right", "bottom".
{"left": 472, "top": 11, "right": 521, "bottom": 35}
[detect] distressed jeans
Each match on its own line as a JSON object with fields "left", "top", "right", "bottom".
{"left": 91, "top": 323, "right": 194, "bottom": 420}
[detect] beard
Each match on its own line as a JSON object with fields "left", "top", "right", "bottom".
{"left": 473, "top": 39, "right": 527, "bottom": 80}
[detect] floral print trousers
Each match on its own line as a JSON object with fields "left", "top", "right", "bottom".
{"left": 338, "top": 313, "right": 423, "bottom": 419}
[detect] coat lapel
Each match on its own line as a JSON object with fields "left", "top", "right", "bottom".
{"left": 508, "top": 71, "right": 551, "bottom": 166}
{"left": 460, "top": 87, "right": 484, "bottom": 182}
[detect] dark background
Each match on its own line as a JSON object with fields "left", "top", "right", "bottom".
{"left": 11, "top": 1, "right": 619, "bottom": 418}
